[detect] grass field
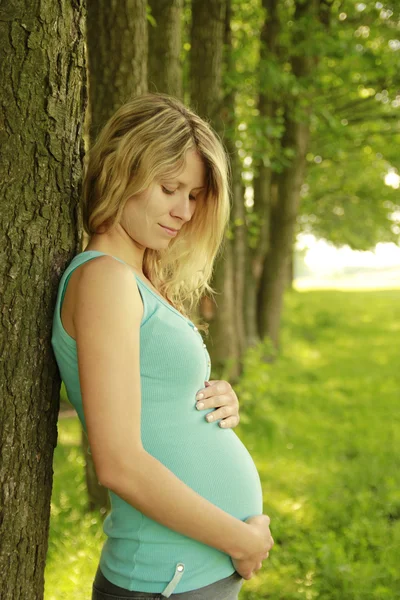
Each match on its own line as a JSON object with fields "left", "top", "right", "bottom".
{"left": 45, "top": 289, "right": 400, "bottom": 600}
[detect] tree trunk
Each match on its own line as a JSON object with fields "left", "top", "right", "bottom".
{"left": 148, "top": 0, "right": 184, "bottom": 100}
{"left": 86, "top": 0, "right": 148, "bottom": 144}
{"left": 222, "top": 0, "right": 247, "bottom": 377}
{"left": 0, "top": 2, "right": 87, "bottom": 598}
{"left": 287, "top": 250, "right": 294, "bottom": 289}
{"left": 84, "top": 0, "right": 148, "bottom": 513}
{"left": 249, "top": 0, "right": 279, "bottom": 350}
{"left": 258, "top": 119, "right": 310, "bottom": 349}
{"left": 258, "top": 0, "right": 318, "bottom": 349}
{"left": 190, "top": 0, "right": 240, "bottom": 380}
{"left": 189, "top": 0, "right": 226, "bottom": 125}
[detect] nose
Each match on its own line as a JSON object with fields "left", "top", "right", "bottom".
{"left": 171, "top": 193, "right": 195, "bottom": 223}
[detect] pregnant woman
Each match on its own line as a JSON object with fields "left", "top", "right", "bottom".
{"left": 51, "top": 92, "right": 274, "bottom": 599}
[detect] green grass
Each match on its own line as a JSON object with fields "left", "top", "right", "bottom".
{"left": 45, "top": 289, "right": 400, "bottom": 600}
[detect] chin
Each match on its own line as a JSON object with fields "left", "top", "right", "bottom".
{"left": 148, "top": 240, "right": 171, "bottom": 250}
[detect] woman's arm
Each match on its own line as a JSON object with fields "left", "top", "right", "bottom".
{"left": 74, "top": 256, "right": 263, "bottom": 561}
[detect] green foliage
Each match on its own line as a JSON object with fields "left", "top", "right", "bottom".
{"left": 45, "top": 289, "right": 400, "bottom": 599}
{"left": 297, "top": 1, "right": 400, "bottom": 249}
{"left": 228, "top": 0, "right": 400, "bottom": 250}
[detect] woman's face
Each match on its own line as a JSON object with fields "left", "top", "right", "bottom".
{"left": 121, "top": 148, "right": 206, "bottom": 250}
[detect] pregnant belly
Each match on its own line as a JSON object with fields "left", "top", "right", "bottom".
{"left": 141, "top": 413, "right": 264, "bottom": 521}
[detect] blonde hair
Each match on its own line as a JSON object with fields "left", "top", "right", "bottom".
{"left": 81, "top": 92, "right": 231, "bottom": 333}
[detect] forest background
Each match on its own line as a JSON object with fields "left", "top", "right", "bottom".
{"left": 0, "top": 0, "right": 399, "bottom": 599}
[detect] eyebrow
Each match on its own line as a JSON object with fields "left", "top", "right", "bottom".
{"left": 164, "top": 179, "right": 205, "bottom": 190}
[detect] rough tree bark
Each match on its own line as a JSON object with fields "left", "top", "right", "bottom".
{"left": 84, "top": 0, "right": 148, "bottom": 514}
{"left": 0, "top": 1, "right": 87, "bottom": 598}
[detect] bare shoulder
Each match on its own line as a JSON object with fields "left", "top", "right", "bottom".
{"left": 73, "top": 254, "right": 144, "bottom": 328}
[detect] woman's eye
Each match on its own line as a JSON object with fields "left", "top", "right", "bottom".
{"left": 162, "top": 186, "right": 196, "bottom": 201}
{"left": 162, "top": 186, "right": 175, "bottom": 195}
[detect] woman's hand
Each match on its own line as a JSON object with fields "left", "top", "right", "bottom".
{"left": 195, "top": 380, "right": 240, "bottom": 429}
{"left": 232, "top": 515, "right": 274, "bottom": 580}
{"left": 232, "top": 550, "right": 270, "bottom": 581}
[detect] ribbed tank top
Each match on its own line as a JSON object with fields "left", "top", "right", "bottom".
{"left": 51, "top": 250, "right": 264, "bottom": 596}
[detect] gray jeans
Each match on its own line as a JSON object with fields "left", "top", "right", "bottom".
{"left": 91, "top": 565, "right": 244, "bottom": 600}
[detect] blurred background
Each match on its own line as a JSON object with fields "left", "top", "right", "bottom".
{"left": 40, "top": 0, "right": 399, "bottom": 598}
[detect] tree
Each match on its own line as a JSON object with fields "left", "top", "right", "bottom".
{"left": 0, "top": 1, "right": 87, "bottom": 598}
{"left": 86, "top": 0, "right": 148, "bottom": 144}
{"left": 223, "top": 0, "right": 250, "bottom": 369}
{"left": 249, "top": 0, "right": 280, "bottom": 348}
{"left": 148, "top": 0, "right": 184, "bottom": 99}
{"left": 257, "top": 0, "right": 327, "bottom": 349}
{"left": 220, "top": 0, "right": 399, "bottom": 353}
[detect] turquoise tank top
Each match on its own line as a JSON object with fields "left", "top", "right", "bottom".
{"left": 51, "top": 250, "right": 263, "bottom": 596}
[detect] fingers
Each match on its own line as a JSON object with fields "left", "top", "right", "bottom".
{"left": 204, "top": 406, "right": 237, "bottom": 423}
{"left": 195, "top": 380, "right": 234, "bottom": 405}
{"left": 196, "top": 381, "right": 224, "bottom": 401}
{"left": 196, "top": 394, "right": 232, "bottom": 411}
{"left": 218, "top": 416, "right": 239, "bottom": 429}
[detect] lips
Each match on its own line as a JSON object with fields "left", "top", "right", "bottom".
{"left": 160, "top": 225, "right": 179, "bottom": 232}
